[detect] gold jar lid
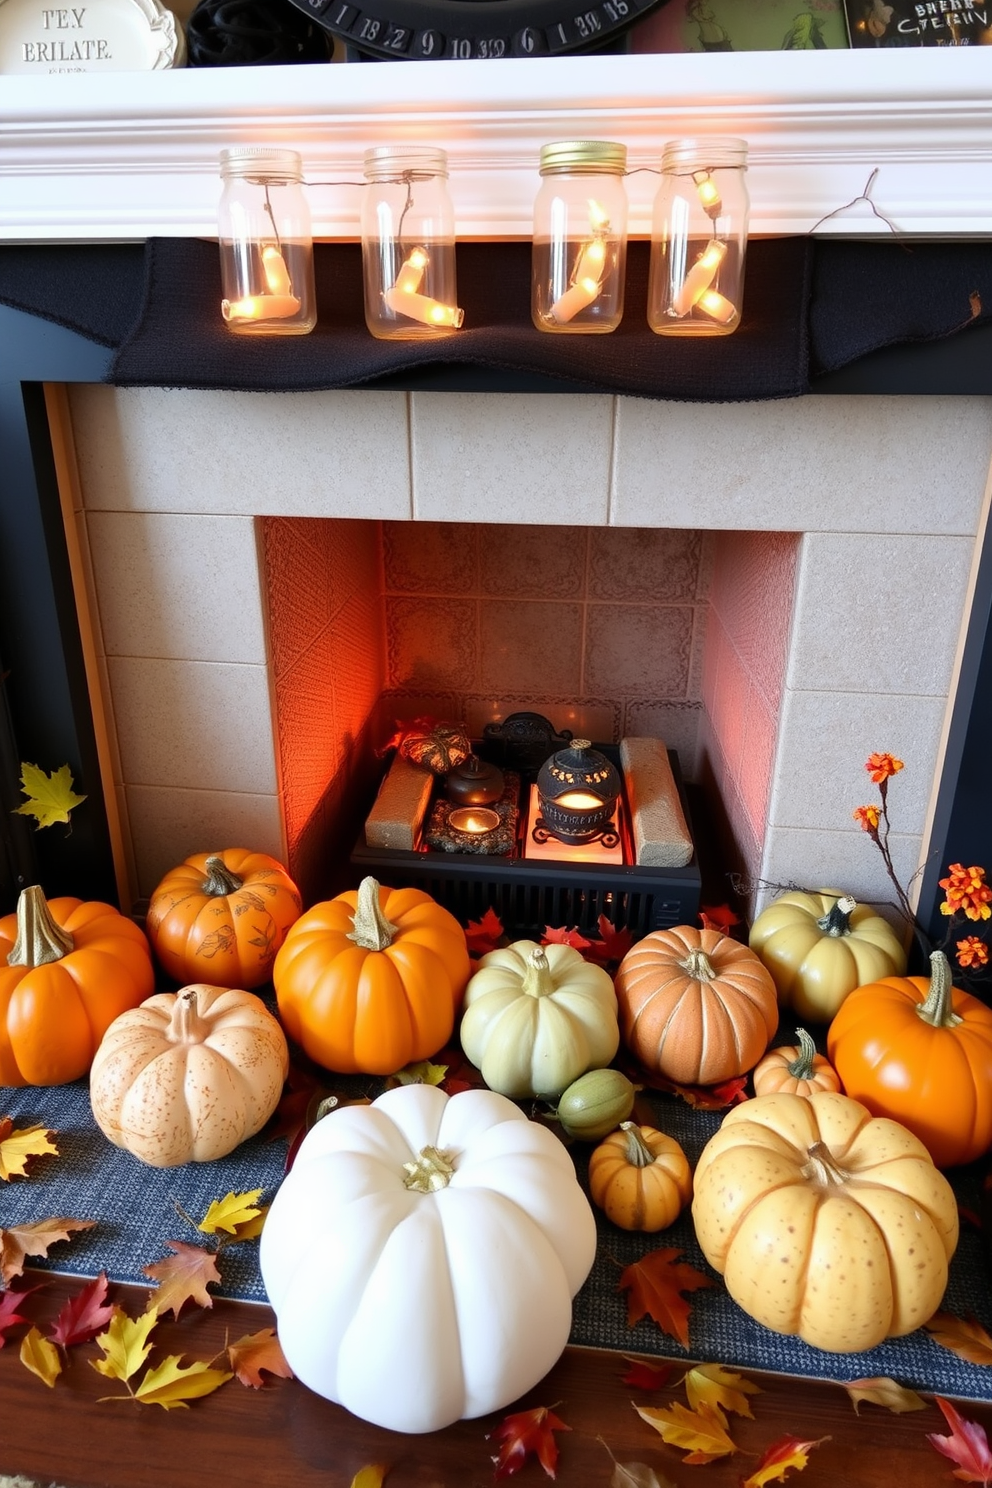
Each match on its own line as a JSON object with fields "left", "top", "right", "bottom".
{"left": 539, "top": 140, "right": 628, "bottom": 176}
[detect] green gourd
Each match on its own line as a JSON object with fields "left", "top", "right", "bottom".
{"left": 557, "top": 1068, "right": 635, "bottom": 1140}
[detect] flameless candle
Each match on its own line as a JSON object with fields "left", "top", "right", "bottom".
{"left": 393, "top": 247, "right": 429, "bottom": 294}
{"left": 696, "top": 287, "right": 738, "bottom": 325}
{"left": 262, "top": 244, "right": 293, "bottom": 296}
{"left": 448, "top": 807, "right": 501, "bottom": 834}
{"left": 555, "top": 791, "right": 605, "bottom": 810}
{"left": 221, "top": 293, "right": 302, "bottom": 322}
{"left": 671, "top": 239, "right": 727, "bottom": 316}
{"left": 550, "top": 203, "right": 609, "bottom": 325}
{"left": 693, "top": 169, "right": 723, "bottom": 218}
{"left": 383, "top": 287, "right": 465, "bottom": 327}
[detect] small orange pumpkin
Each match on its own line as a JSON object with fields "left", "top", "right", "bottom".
{"left": 145, "top": 850, "right": 302, "bottom": 989}
{"left": 752, "top": 1027, "right": 842, "bottom": 1099}
{"left": 272, "top": 875, "right": 471, "bottom": 1075}
{"left": 588, "top": 1121, "right": 692, "bottom": 1232}
{"left": 0, "top": 884, "right": 155, "bottom": 1086}
{"left": 614, "top": 925, "right": 778, "bottom": 1086}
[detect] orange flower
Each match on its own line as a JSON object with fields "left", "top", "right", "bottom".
{"left": 853, "top": 804, "right": 881, "bottom": 832}
{"left": 939, "top": 863, "right": 992, "bottom": 922}
{"left": 956, "top": 936, "right": 990, "bottom": 970}
{"left": 865, "top": 752, "right": 904, "bottom": 784}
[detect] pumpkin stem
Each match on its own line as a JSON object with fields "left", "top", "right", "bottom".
{"left": 201, "top": 854, "right": 244, "bottom": 897}
{"left": 521, "top": 946, "right": 557, "bottom": 999}
{"left": 815, "top": 895, "right": 856, "bottom": 937}
{"left": 403, "top": 1145, "right": 456, "bottom": 1193}
{"left": 6, "top": 884, "right": 74, "bottom": 968}
{"left": 346, "top": 877, "right": 399, "bottom": 952}
{"left": 916, "top": 949, "right": 963, "bottom": 1029}
{"left": 676, "top": 947, "right": 717, "bottom": 982}
{"left": 620, "top": 1121, "right": 657, "bottom": 1169}
{"left": 786, "top": 1028, "right": 819, "bottom": 1080}
{"left": 168, "top": 987, "right": 210, "bottom": 1043}
{"left": 801, "top": 1140, "right": 850, "bottom": 1187}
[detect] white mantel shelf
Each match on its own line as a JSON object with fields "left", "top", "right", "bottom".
{"left": 2, "top": 47, "right": 991, "bottom": 243}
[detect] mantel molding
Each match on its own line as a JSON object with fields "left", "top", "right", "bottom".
{"left": 2, "top": 48, "right": 991, "bottom": 242}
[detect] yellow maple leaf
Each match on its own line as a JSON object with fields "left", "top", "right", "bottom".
{"left": 19, "top": 1326, "right": 62, "bottom": 1388}
{"left": 843, "top": 1377, "right": 927, "bottom": 1415}
{"left": 133, "top": 1356, "right": 233, "bottom": 1409}
{"left": 14, "top": 762, "right": 86, "bottom": 829}
{"left": 91, "top": 1305, "right": 159, "bottom": 1382}
{"left": 742, "top": 1435, "right": 830, "bottom": 1488}
{"left": 634, "top": 1399, "right": 738, "bottom": 1463}
{"left": 197, "top": 1190, "right": 266, "bottom": 1237}
{"left": 392, "top": 1061, "right": 448, "bottom": 1087}
{"left": 350, "top": 1467, "right": 390, "bottom": 1488}
{"left": 683, "top": 1362, "right": 762, "bottom": 1420}
{"left": 0, "top": 1119, "right": 58, "bottom": 1181}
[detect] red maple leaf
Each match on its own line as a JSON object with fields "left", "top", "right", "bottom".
{"left": 542, "top": 925, "right": 593, "bottom": 952}
{"left": 742, "top": 1433, "right": 830, "bottom": 1487}
{"left": 465, "top": 907, "right": 505, "bottom": 956}
{"left": 47, "top": 1270, "right": 116, "bottom": 1348}
{"left": 594, "top": 914, "right": 634, "bottom": 963}
{"left": 928, "top": 1397, "right": 992, "bottom": 1484}
{"left": 620, "top": 1356, "right": 673, "bottom": 1390}
{"left": 649, "top": 1073, "right": 750, "bottom": 1110}
{"left": 489, "top": 1405, "right": 571, "bottom": 1480}
{"left": 699, "top": 904, "right": 741, "bottom": 934}
{"left": 618, "top": 1247, "right": 716, "bottom": 1349}
{"left": 0, "top": 1283, "right": 36, "bottom": 1345}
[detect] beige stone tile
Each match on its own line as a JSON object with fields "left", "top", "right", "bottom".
{"left": 383, "top": 521, "right": 478, "bottom": 594}
{"left": 584, "top": 603, "right": 693, "bottom": 698}
{"left": 126, "top": 785, "right": 285, "bottom": 900}
{"left": 757, "top": 825, "right": 923, "bottom": 924}
{"left": 108, "top": 656, "right": 278, "bottom": 794}
{"left": 410, "top": 392, "right": 612, "bottom": 525}
{"left": 479, "top": 600, "right": 582, "bottom": 694}
{"left": 479, "top": 525, "right": 587, "bottom": 599}
{"left": 589, "top": 528, "right": 701, "bottom": 602}
{"left": 69, "top": 386, "right": 412, "bottom": 519}
{"left": 386, "top": 596, "right": 478, "bottom": 691}
{"left": 612, "top": 395, "right": 992, "bottom": 535}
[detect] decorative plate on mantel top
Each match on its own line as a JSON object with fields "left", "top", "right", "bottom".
{"left": 0, "top": 0, "right": 185, "bottom": 71}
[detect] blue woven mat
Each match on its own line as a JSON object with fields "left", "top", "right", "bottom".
{"left": 3, "top": 1070, "right": 992, "bottom": 1403}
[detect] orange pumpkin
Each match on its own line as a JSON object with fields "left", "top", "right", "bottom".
{"left": 827, "top": 949, "right": 992, "bottom": 1169}
{"left": 0, "top": 884, "right": 155, "bottom": 1086}
{"left": 752, "top": 1027, "right": 842, "bottom": 1099}
{"left": 272, "top": 875, "right": 471, "bottom": 1075}
{"left": 145, "top": 850, "right": 302, "bottom": 989}
{"left": 588, "top": 1121, "right": 692, "bottom": 1232}
{"left": 614, "top": 925, "right": 778, "bottom": 1086}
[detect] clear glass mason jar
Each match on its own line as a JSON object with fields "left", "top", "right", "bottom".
{"left": 362, "top": 145, "right": 463, "bottom": 341}
{"left": 532, "top": 140, "right": 628, "bottom": 335}
{"left": 217, "top": 146, "right": 316, "bottom": 336}
{"left": 647, "top": 138, "right": 749, "bottom": 337}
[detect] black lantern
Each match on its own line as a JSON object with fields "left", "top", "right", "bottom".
{"left": 534, "top": 739, "right": 621, "bottom": 848}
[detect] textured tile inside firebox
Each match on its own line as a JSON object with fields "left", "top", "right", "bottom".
{"left": 262, "top": 516, "right": 334, "bottom": 681}
{"left": 479, "top": 600, "right": 583, "bottom": 693}
{"left": 588, "top": 527, "right": 701, "bottom": 603}
{"left": 584, "top": 604, "right": 694, "bottom": 698}
{"left": 478, "top": 524, "right": 587, "bottom": 598}
{"left": 383, "top": 521, "right": 479, "bottom": 594}
{"left": 386, "top": 597, "right": 478, "bottom": 690}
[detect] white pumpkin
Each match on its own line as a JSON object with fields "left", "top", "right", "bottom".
{"left": 459, "top": 940, "right": 620, "bottom": 1098}
{"left": 259, "top": 1082, "right": 597, "bottom": 1433}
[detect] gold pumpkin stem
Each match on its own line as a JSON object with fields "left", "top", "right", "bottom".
{"left": 801, "top": 1140, "right": 850, "bottom": 1187}
{"left": 677, "top": 947, "right": 717, "bottom": 982}
{"left": 403, "top": 1145, "right": 456, "bottom": 1193}
{"left": 201, "top": 855, "right": 244, "bottom": 897}
{"left": 620, "top": 1121, "right": 657, "bottom": 1169}
{"left": 786, "top": 1028, "right": 819, "bottom": 1080}
{"left": 168, "top": 987, "right": 209, "bottom": 1043}
{"left": 916, "top": 949, "right": 963, "bottom": 1029}
{"left": 347, "top": 876, "right": 399, "bottom": 952}
{"left": 815, "top": 895, "right": 856, "bottom": 937}
{"left": 521, "top": 946, "right": 556, "bottom": 999}
{"left": 7, "top": 884, "right": 74, "bottom": 968}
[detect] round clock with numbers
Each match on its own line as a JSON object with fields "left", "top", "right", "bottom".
{"left": 285, "top": 0, "right": 670, "bottom": 61}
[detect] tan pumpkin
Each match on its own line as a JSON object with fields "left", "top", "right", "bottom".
{"left": 691, "top": 1090, "right": 959, "bottom": 1353}
{"left": 89, "top": 983, "right": 289, "bottom": 1167}
{"left": 614, "top": 925, "right": 778, "bottom": 1086}
{"left": 588, "top": 1121, "right": 692, "bottom": 1232}
{"left": 751, "top": 1027, "right": 841, "bottom": 1099}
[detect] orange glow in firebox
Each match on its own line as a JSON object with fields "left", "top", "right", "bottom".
{"left": 524, "top": 786, "right": 624, "bottom": 866}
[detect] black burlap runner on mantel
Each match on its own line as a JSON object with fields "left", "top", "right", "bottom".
{"left": 0, "top": 237, "right": 989, "bottom": 398}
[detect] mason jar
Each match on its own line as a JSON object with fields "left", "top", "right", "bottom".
{"left": 647, "top": 138, "right": 749, "bottom": 336}
{"left": 532, "top": 140, "right": 628, "bottom": 334}
{"left": 362, "top": 145, "right": 463, "bottom": 340}
{"left": 217, "top": 146, "right": 316, "bottom": 336}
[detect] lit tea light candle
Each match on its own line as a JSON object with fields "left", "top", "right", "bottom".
{"left": 448, "top": 807, "right": 501, "bottom": 835}
{"left": 671, "top": 239, "right": 727, "bottom": 316}
{"left": 696, "top": 287, "right": 738, "bottom": 325}
{"left": 555, "top": 791, "right": 605, "bottom": 810}
{"left": 692, "top": 169, "right": 723, "bottom": 218}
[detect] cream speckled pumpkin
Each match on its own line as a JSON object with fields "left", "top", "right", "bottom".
{"left": 89, "top": 983, "right": 289, "bottom": 1167}
{"left": 691, "top": 1090, "right": 958, "bottom": 1353}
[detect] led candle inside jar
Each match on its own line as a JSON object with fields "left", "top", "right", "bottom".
{"left": 532, "top": 141, "right": 628, "bottom": 335}
{"left": 647, "top": 138, "right": 749, "bottom": 338}
{"left": 362, "top": 147, "right": 463, "bottom": 340}
{"left": 217, "top": 146, "right": 316, "bottom": 336}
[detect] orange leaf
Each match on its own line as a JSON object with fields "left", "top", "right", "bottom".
{"left": 542, "top": 925, "right": 593, "bottom": 952}
{"left": 0, "top": 1217, "right": 95, "bottom": 1285}
{"left": 0, "top": 1117, "right": 58, "bottom": 1181}
{"left": 465, "top": 907, "right": 505, "bottom": 956}
{"left": 143, "top": 1240, "right": 223, "bottom": 1319}
{"left": 226, "top": 1327, "right": 294, "bottom": 1388}
{"left": 699, "top": 904, "right": 740, "bottom": 934}
{"left": 925, "top": 1313, "right": 992, "bottom": 1367}
{"left": 842, "top": 1377, "right": 928, "bottom": 1415}
{"left": 634, "top": 1399, "right": 738, "bottom": 1463}
{"left": 928, "top": 1398, "right": 992, "bottom": 1485}
{"left": 741, "top": 1434, "right": 829, "bottom": 1488}
{"left": 618, "top": 1247, "right": 716, "bottom": 1349}
{"left": 489, "top": 1405, "right": 571, "bottom": 1479}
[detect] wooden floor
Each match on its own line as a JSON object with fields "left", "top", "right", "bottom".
{"left": 1, "top": 1273, "right": 989, "bottom": 1488}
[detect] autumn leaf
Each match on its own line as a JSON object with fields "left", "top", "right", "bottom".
{"left": 19, "top": 1326, "right": 62, "bottom": 1387}
{"left": 390, "top": 1060, "right": 448, "bottom": 1087}
{"left": 842, "top": 1377, "right": 928, "bottom": 1415}
{"left": 621, "top": 1357, "right": 673, "bottom": 1390}
{"left": 143, "top": 1239, "right": 223, "bottom": 1318}
{"left": 350, "top": 1468, "right": 390, "bottom": 1488}
{"left": 91, "top": 1305, "right": 159, "bottom": 1383}
{"left": 226, "top": 1328, "right": 294, "bottom": 1388}
{"left": 599, "top": 1436, "right": 676, "bottom": 1488}
{"left": 650, "top": 1074, "right": 749, "bottom": 1110}
{"left": 489, "top": 1405, "right": 571, "bottom": 1480}
{"left": 925, "top": 1312, "right": 992, "bottom": 1366}
{"left": 0, "top": 1118, "right": 58, "bottom": 1180}
{"left": 465, "top": 906, "right": 505, "bottom": 955}
{"left": 133, "top": 1355, "right": 233, "bottom": 1409}
{"left": 741, "top": 1434, "right": 830, "bottom": 1488}
{"left": 699, "top": 903, "right": 740, "bottom": 934}
{"left": 14, "top": 761, "right": 86, "bottom": 828}
{"left": 928, "top": 1397, "right": 992, "bottom": 1485}
{"left": 48, "top": 1271, "right": 117, "bottom": 1349}
{"left": 542, "top": 925, "right": 593, "bottom": 953}
{"left": 197, "top": 1190, "right": 266, "bottom": 1238}
{"left": 0, "top": 1216, "right": 96, "bottom": 1285}
{"left": 682, "top": 1362, "right": 761, "bottom": 1419}
{"left": 0, "top": 1285, "right": 36, "bottom": 1345}
{"left": 634, "top": 1399, "right": 738, "bottom": 1464}
{"left": 618, "top": 1247, "right": 716, "bottom": 1349}
{"left": 594, "top": 914, "right": 635, "bottom": 964}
